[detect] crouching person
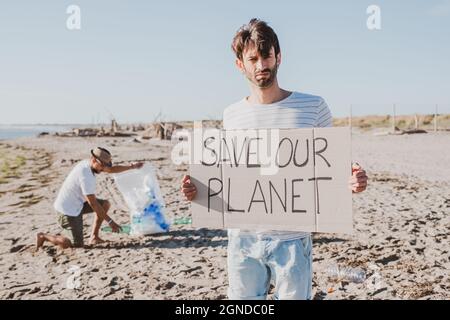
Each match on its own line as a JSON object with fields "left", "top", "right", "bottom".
{"left": 36, "top": 147, "right": 143, "bottom": 249}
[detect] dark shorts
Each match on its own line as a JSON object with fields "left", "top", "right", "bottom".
{"left": 57, "top": 199, "right": 107, "bottom": 247}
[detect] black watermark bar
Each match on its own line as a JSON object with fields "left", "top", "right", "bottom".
{"left": 1, "top": 300, "right": 446, "bottom": 319}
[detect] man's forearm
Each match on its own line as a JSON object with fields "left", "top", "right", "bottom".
{"left": 104, "top": 165, "right": 133, "bottom": 174}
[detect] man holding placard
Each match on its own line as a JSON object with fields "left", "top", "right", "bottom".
{"left": 181, "top": 19, "right": 368, "bottom": 300}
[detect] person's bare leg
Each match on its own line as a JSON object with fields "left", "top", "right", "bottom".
{"left": 36, "top": 232, "right": 72, "bottom": 250}
{"left": 89, "top": 200, "right": 111, "bottom": 245}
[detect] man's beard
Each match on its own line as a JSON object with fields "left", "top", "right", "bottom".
{"left": 91, "top": 166, "right": 100, "bottom": 175}
{"left": 245, "top": 63, "right": 278, "bottom": 88}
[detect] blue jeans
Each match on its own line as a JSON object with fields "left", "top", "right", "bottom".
{"left": 227, "top": 234, "right": 313, "bottom": 300}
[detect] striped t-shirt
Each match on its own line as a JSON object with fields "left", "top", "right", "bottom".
{"left": 223, "top": 91, "right": 333, "bottom": 241}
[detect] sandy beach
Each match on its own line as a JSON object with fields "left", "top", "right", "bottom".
{"left": 0, "top": 130, "right": 449, "bottom": 300}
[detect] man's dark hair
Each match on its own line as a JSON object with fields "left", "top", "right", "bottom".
{"left": 231, "top": 18, "right": 280, "bottom": 61}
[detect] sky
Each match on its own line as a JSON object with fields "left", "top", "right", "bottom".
{"left": 1, "top": 0, "right": 449, "bottom": 124}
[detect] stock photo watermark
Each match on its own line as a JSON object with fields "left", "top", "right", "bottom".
{"left": 64, "top": 5, "right": 381, "bottom": 33}
{"left": 66, "top": 265, "right": 81, "bottom": 290}
{"left": 367, "top": 5, "right": 381, "bottom": 30}
{"left": 366, "top": 264, "right": 385, "bottom": 292}
{"left": 66, "top": 5, "right": 81, "bottom": 31}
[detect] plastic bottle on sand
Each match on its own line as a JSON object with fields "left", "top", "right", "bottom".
{"left": 326, "top": 264, "right": 366, "bottom": 283}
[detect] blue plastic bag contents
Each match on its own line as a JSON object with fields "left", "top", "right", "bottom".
{"left": 114, "top": 163, "right": 170, "bottom": 236}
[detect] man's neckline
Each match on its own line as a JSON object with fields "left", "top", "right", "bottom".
{"left": 244, "top": 91, "right": 294, "bottom": 106}
{"left": 86, "top": 160, "right": 98, "bottom": 176}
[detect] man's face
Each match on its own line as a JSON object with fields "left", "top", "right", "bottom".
{"left": 237, "top": 44, "right": 280, "bottom": 88}
{"left": 90, "top": 157, "right": 105, "bottom": 174}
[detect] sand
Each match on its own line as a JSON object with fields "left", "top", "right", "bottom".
{"left": 0, "top": 131, "right": 448, "bottom": 300}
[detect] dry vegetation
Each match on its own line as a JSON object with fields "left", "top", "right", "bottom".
{"left": 333, "top": 114, "right": 450, "bottom": 131}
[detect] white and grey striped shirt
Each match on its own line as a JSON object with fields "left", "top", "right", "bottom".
{"left": 223, "top": 91, "right": 333, "bottom": 241}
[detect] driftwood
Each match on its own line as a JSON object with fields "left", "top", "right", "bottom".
{"left": 74, "top": 128, "right": 97, "bottom": 137}
{"left": 141, "top": 127, "right": 153, "bottom": 140}
{"left": 109, "top": 132, "right": 136, "bottom": 137}
{"left": 49, "top": 119, "right": 184, "bottom": 139}
{"left": 141, "top": 122, "right": 183, "bottom": 140}
{"left": 404, "top": 129, "right": 427, "bottom": 134}
{"left": 374, "top": 128, "right": 429, "bottom": 136}
{"left": 53, "top": 127, "right": 135, "bottom": 138}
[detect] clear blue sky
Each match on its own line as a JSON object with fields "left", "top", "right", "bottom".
{"left": 1, "top": 0, "right": 449, "bottom": 124}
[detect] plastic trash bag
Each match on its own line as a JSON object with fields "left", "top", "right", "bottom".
{"left": 114, "top": 163, "right": 169, "bottom": 235}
